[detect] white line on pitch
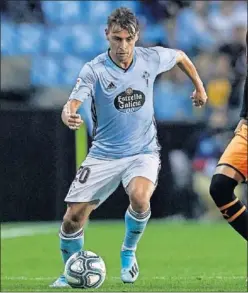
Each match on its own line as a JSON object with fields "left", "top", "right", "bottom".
{"left": 1, "top": 224, "right": 59, "bottom": 239}
{"left": 2, "top": 276, "right": 246, "bottom": 281}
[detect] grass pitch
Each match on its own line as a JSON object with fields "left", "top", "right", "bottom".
{"left": 1, "top": 220, "right": 247, "bottom": 292}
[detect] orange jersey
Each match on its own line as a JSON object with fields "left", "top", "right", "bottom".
{"left": 217, "top": 122, "right": 248, "bottom": 181}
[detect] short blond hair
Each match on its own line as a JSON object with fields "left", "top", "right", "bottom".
{"left": 107, "top": 7, "right": 139, "bottom": 36}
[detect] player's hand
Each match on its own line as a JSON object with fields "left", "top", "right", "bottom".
{"left": 190, "top": 88, "right": 208, "bottom": 108}
{"left": 62, "top": 102, "right": 84, "bottom": 130}
{"left": 67, "top": 113, "right": 84, "bottom": 130}
{"left": 234, "top": 119, "right": 246, "bottom": 134}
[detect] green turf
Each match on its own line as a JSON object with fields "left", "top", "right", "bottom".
{"left": 1, "top": 220, "right": 247, "bottom": 292}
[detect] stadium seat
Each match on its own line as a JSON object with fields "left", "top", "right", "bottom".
{"left": 46, "top": 23, "right": 107, "bottom": 56}
{"left": 95, "top": 24, "right": 109, "bottom": 52}
{"left": 1, "top": 21, "right": 18, "bottom": 55}
{"left": 88, "top": 1, "right": 114, "bottom": 24}
{"left": 62, "top": 55, "right": 87, "bottom": 86}
{"left": 176, "top": 9, "right": 216, "bottom": 53}
{"left": 16, "top": 24, "right": 45, "bottom": 55}
{"left": 46, "top": 25, "right": 72, "bottom": 54}
{"left": 112, "top": 1, "right": 142, "bottom": 13}
{"left": 154, "top": 82, "right": 193, "bottom": 121}
{"left": 42, "top": 1, "right": 88, "bottom": 24}
{"left": 86, "top": 1, "right": 141, "bottom": 25}
{"left": 140, "top": 24, "right": 167, "bottom": 46}
{"left": 41, "top": 1, "right": 62, "bottom": 23}
{"left": 60, "top": 1, "right": 88, "bottom": 24}
{"left": 69, "top": 25, "right": 96, "bottom": 55}
{"left": 31, "top": 55, "right": 63, "bottom": 86}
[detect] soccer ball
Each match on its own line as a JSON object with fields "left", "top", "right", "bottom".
{"left": 64, "top": 250, "right": 106, "bottom": 289}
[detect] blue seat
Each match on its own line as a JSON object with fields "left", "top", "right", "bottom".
{"left": 31, "top": 55, "right": 63, "bottom": 86}
{"left": 1, "top": 21, "right": 18, "bottom": 55}
{"left": 59, "top": 1, "right": 87, "bottom": 24}
{"left": 42, "top": 1, "right": 88, "bottom": 24}
{"left": 16, "top": 24, "right": 45, "bottom": 55}
{"left": 86, "top": 1, "right": 141, "bottom": 25}
{"left": 94, "top": 24, "right": 109, "bottom": 53}
{"left": 88, "top": 1, "right": 114, "bottom": 24}
{"left": 62, "top": 55, "right": 87, "bottom": 86}
{"left": 176, "top": 8, "right": 216, "bottom": 53}
{"left": 154, "top": 81, "right": 193, "bottom": 121}
{"left": 113, "top": 1, "right": 141, "bottom": 13}
{"left": 69, "top": 25, "right": 96, "bottom": 54}
{"left": 140, "top": 24, "right": 167, "bottom": 46}
{"left": 42, "top": 1, "right": 61, "bottom": 23}
{"left": 46, "top": 25, "right": 72, "bottom": 54}
{"left": 46, "top": 24, "right": 102, "bottom": 57}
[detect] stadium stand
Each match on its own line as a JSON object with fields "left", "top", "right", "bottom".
{"left": 1, "top": 0, "right": 247, "bottom": 122}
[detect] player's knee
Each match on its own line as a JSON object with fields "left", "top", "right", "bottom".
{"left": 62, "top": 215, "right": 81, "bottom": 234}
{"left": 209, "top": 174, "right": 238, "bottom": 207}
{"left": 130, "top": 188, "right": 150, "bottom": 212}
{"left": 209, "top": 174, "right": 223, "bottom": 196}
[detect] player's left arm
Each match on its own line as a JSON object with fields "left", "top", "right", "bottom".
{"left": 176, "top": 50, "right": 208, "bottom": 107}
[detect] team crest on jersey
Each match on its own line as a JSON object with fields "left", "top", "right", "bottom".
{"left": 114, "top": 87, "right": 145, "bottom": 113}
{"left": 142, "top": 71, "right": 150, "bottom": 86}
{"left": 142, "top": 71, "right": 150, "bottom": 79}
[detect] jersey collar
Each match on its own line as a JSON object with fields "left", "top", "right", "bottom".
{"left": 106, "top": 48, "right": 136, "bottom": 73}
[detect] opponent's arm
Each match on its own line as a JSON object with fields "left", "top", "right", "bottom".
{"left": 61, "top": 99, "right": 83, "bottom": 130}
{"left": 176, "top": 50, "right": 208, "bottom": 107}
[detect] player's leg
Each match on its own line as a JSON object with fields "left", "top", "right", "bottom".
{"left": 50, "top": 201, "right": 97, "bottom": 288}
{"left": 60, "top": 201, "right": 97, "bottom": 264}
{"left": 123, "top": 176, "right": 154, "bottom": 251}
{"left": 209, "top": 123, "right": 247, "bottom": 240}
{"left": 120, "top": 176, "right": 154, "bottom": 283}
{"left": 210, "top": 166, "right": 247, "bottom": 240}
{"left": 51, "top": 156, "right": 124, "bottom": 287}
{"left": 121, "top": 154, "right": 160, "bottom": 283}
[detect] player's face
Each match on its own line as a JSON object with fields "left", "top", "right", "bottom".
{"left": 106, "top": 26, "right": 139, "bottom": 63}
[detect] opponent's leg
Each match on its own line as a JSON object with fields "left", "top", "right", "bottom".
{"left": 121, "top": 176, "right": 155, "bottom": 283}
{"left": 210, "top": 166, "right": 247, "bottom": 240}
{"left": 50, "top": 201, "right": 97, "bottom": 288}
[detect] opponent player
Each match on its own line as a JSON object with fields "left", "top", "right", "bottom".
{"left": 51, "top": 7, "right": 208, "bottom": 287}
{"left": 209, "top": 31, "right": 248, "bottom": 240}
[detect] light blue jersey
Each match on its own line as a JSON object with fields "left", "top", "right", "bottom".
{"left": 69, "top": 46, "right": 179, "bottom": 159}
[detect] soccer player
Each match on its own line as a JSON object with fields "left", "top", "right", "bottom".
{"left": 209, "top": 31, "right": 248, "bottom": 240}
{"left": 50, "top": 7, "right": 207, "bottom": 287}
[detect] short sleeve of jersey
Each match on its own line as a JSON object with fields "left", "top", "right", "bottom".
{"left": 69, "top": 62, "right": 96, "bottom": 102}
{"left": 151, "top": 46, "right": 179, "bottom": 75}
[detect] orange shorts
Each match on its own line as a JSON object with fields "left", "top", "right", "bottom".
{"left": 217, "top": 123, "right": 248, "bottom": 181}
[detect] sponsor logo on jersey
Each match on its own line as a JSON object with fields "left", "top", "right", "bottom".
{"left": 114, "top": 88, "right": 145, "bottom": 113}
{"left": 107, "top": 82, "right": 116, "bottom": 90}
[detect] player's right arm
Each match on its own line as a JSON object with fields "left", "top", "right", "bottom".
{"left": 61, "top": 62, "right": 96, "bottom": 130}
{"left": 61, "top": 100, "right": 83, "bottom": 130}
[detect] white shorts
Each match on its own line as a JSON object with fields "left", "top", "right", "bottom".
{"left": 65, "top": 153, "right": 161, "bottom": 208}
